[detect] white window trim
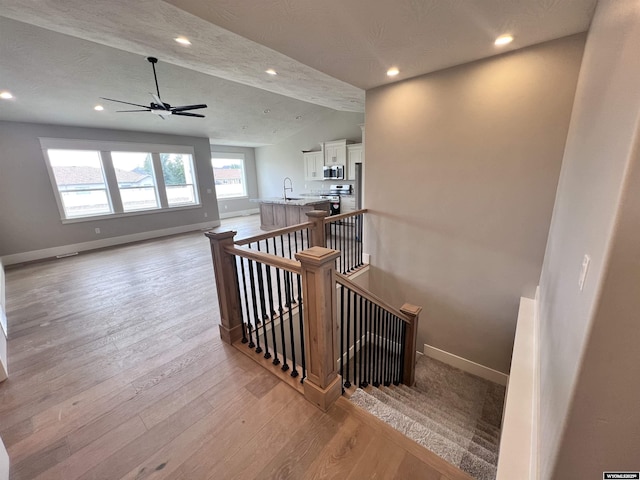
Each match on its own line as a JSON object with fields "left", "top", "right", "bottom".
{"left": 211, "top": 151, "right": 248, "bottom": 200}
{"left": 40, "top": 138, "right": 201, "bottom": 222}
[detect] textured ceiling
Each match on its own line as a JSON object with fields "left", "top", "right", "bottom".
{"left": 165, "top": 0, "right": 597, "bottom": 90}
{"left": 0, "top": 0, "right": 597, "bottom": 145}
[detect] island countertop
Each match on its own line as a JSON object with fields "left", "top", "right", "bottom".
{"left": 250, "top": 196, "right": 329, "bottom": 206}
{"left": 252, "top": 197, "right": 331, "bottom": 230}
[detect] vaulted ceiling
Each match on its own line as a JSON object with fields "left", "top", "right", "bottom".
{"left": 0, "top": 0, "right": 597, "bottom": 146}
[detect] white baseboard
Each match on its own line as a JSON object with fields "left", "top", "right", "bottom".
{"left": 423, "top": 344, "right": 509, "bottom": 386}
{"left": 219, "top": 208, "right": 259, "bottom": 219}
{"left": 0, "top": 220, "right": 221, "bottom": 266}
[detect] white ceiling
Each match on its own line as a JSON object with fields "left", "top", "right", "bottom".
{"left": 0, "top": 0, "right": 597, "bottom": 146}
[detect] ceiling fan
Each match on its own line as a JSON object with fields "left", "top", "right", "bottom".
{"left": 101, "top": 57, "right": 207, "bottom": 119}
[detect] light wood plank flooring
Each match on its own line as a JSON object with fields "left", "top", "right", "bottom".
{"left": 1, "top": 215, "right": 470, "bottom": 479}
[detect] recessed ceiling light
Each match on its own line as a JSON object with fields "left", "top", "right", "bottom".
{"left": 0, "top": 91, "right": 13, "bottom": 99}
{"left": 94, "top": 105, "right": 104, "bottom": 111}
{"left": 175, "top": 36, "right": 192, "bottom": 46}
{"left": 295, "top": 115, "right": 302, "bottom": 120}
{"left": 265, "top": 69, "right": 277, "bottom": 75}
{"left": 387, "top": 67, "right": 399, "bottom": 77}
{"left": 495, "top": 35, "right": 513, "bottom": 46}
{"left": 263, "top": 109, "right": 270, "bottom": 114}
{"left": 242, "top": 125, "right": 248, "bottom": 130}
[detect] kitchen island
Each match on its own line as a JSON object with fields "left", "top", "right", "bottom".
{"left": 252, "top": 197, "right": 330, "bottom": 230}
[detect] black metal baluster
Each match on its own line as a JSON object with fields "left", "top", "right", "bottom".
{"left": 306, "top": 228, "right": 310, "bottom": 250}
{"left": 254, "top": 244, "right": 271, "bottom": 359}
{"left": 362, "top": 298, "right": 368, "bottom": 387}
{"left": 357, "top": 214, "right": 362, "bottom": 267}
{"left": 263, "top": 242, "right": 279, "bottom": 365}
{"left": 344, "top": 287, "right": 352, "bottom": 389}
{"left": 353, "top": 289, "right": 359, "bottom": 387}
{"left": 377, "top": 306, "right": 384, "bottom": 387}
{"left": 284, "top": 270, "right": 298, "bottom": 377}
{"left": 348, "top": 219, "right": 352, "bottom": 272}
{"left": 367, "top": 300, "right": 374, "bottom": 387}
{"left": 278, "top": 270, "right": 289, "bottom": 372}
{"left": 372, "top": 304, "right": 379, "bottom": 387}
{"left": 296, "top": 273, "right": 306, "bottom": 382}
{"left": 294, "top": 229, "right": 299, "bottom": 256}
{"left": 287, "top": 232, "right": 292, "bottom": 259}
{"left": 273, "top": 239, "right": 284, "bottom": 316}
{"left": 246, "top": 257, "right": 262, "bottom": 354}
{"left": 238, "top": 256, "right": 251, "bottom": 346}
{"left": 340, "top": 285, "right": 345, "bottom": 391}
{"left": 358, "top": 294, "right": 364, "bottom": 388}
{"left": 340, "top": 222, "right": 347, "bottom": 274}
{"left": 384, "top": 311, "right": 391, "bottom": 386}
{"left": 399, "top": 321, "right": 407, "bottom": 384}
{"left": 379, "top": 308, "right": 385, "bottom": 386}
{"left": 391, "top": 315, "right": 400, "bottom": 385}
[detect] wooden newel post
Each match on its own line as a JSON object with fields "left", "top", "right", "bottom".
{"left": 204, "top": 230, "right": 244, "bottom": 345}
{"left": 305, "top": 210, "right": 329, "bottom": 248}
{"left": 400, "top": 303, "right": 422, "bottom": 387}
{"left": 295, "top": 246, "right": 342, "bottom": 411}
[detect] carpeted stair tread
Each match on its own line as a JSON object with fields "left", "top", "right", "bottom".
{"left": 394, "top": 383, "right": 502, "bottom": 440}
{"left": 368, "top": 387, "right": 498, "bottom": 465}
{"left": 351, "top": 388, "right": 497, "bottom": 480}
{"left": 396, "top": 383, "right": 502, "bottom": 432}
{"left": 378, "top": 386, "right": 500, "bottom": 454}
{"left": 391, "top": 384, "right": 502, "bottom": 444}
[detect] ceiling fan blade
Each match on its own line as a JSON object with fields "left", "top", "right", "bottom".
{"left": 116, "top": 109, "right": 152, "bottom": 113}
{"left": 150, "top": 93, "right": 169, "bottom": 110}
{"left": 173, "top": 112, "right": 205, "bottom": 118}
{"left": 100, "top": 97, "right": 149, "bottom": 109}
{"left": 171, "top": 104, "right": 208, "bottom": 112}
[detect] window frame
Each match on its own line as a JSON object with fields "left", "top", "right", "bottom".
{"left": 40, "top": 138, "right": 201, "bottom": 223}
{"left": 211, "top": 152, "right": 248, "bottom": 200}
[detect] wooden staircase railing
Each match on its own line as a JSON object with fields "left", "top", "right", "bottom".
{"left": 205, "top": 208, "right": 421, "bottom": 412}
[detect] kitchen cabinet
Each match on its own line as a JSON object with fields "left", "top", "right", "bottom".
{"left": 303, "top": 151, "right": 324, "bottom": 181}
{"left": 341, "top": 195, "right": 356, "bottom": 214}
{"left": 347, "top": 143, "right": 364, "bottom": 180}
{"left": 322, "top": 139, "right": 352, "bottom": 166}
{"left": 257, "top": 198, "right": 330, "bottom": 230}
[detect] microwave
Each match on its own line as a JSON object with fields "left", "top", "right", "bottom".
{"left": 323, "top": 165, "right": 344, "bottom": 180}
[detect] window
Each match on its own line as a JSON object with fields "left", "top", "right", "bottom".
{"left": 47, "top": 149, "right": 113, "bottom": 218}
{"left": 211, "top": 153, "right": 247, "bottom": 199}
{"left": 161, "top": 153, "right": 198, "bottom": 206}
{"left": 40, "top": 139, "right": 200, "bottom": 222}
{"left": 111, "top": 152, "right": 159, "bottom": 212}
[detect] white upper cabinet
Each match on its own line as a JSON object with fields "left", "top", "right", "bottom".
{"left": 347, "top": 143, "right": 364, "bottom": 180}
{"left": 303, "top": 151, "right": 324, "bottom": 181}
{"left": 322, "top": 139, "right": 351, "bottom": 166}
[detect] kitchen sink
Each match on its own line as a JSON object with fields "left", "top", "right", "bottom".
{"left": 283, "top": 197, "right": 302, "bottom": 201}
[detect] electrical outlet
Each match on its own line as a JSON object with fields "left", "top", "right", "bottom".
{"left": 204, "top": 212, "right": 208, "bottom": 218}
{"left": 207, "top": 188, "right": 212, "bottom": 194}
{"left": 95, "top": 227, "right": 101, "bottom": 234}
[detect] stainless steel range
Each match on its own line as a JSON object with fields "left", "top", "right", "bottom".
{"left": 327, "top": 184, "right": 353, "bottom": 216}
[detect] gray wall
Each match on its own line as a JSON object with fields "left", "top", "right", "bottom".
{"left": 210, "top": 144, "right": 259, "bottom": 216}
{"left": 255, "top": 111, "right": 364, "bottom": 197}
{"left": 365, "top": 34, "right": 586, "bottom": 373}
{"left": 538, "top": 1, "right": 640, "bottom": 477}
{"left": 0, "top": 121, "right": 218, "bottom": 256}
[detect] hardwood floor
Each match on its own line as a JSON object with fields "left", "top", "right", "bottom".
{"left": 1, "top": 215, "right": 471, "bottom": 479}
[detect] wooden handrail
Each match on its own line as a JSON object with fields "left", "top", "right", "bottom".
{"left": 335, "top": 271, "right": 412, "bottom": 324}
{"left": 235, "top": 221, "right": 313, "bottom": 246}
{"left": 323, "top": 208, "right": 368, "bottom": 224}
{"left": 224, "top": 244, "right": 302, "bottom": 274}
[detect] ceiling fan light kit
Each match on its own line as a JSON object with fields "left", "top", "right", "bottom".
{"left": 100, "top": 56, "right": 207, "bottom": 119}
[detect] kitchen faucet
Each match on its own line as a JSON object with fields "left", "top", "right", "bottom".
{"left": 283, "top": 177, "right": 293, "bottom": 200}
